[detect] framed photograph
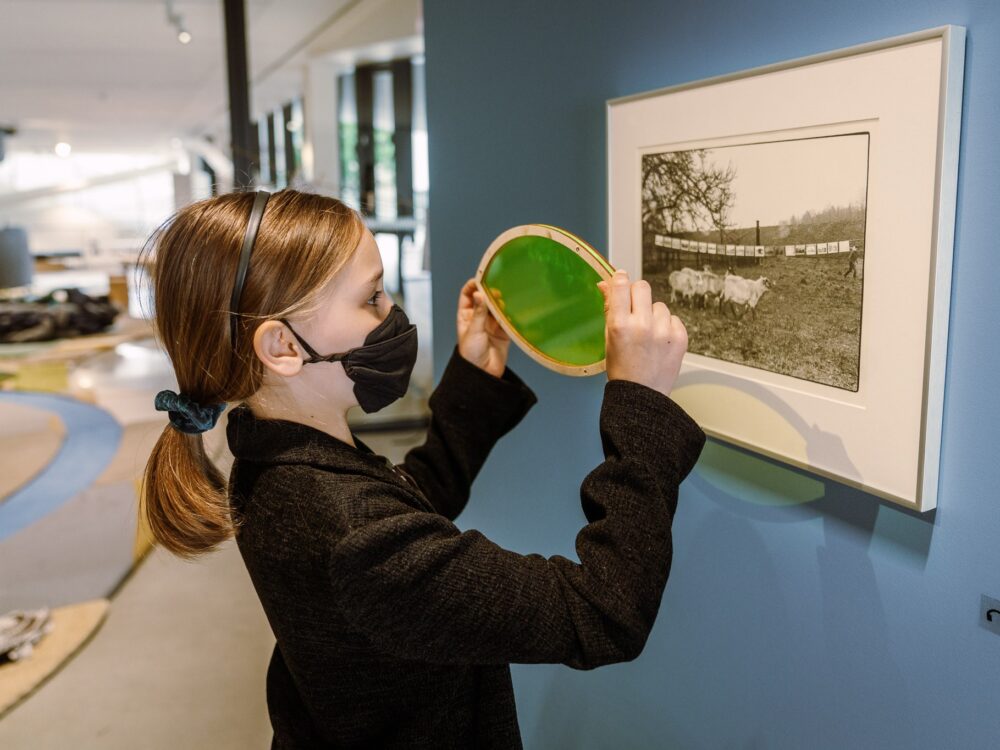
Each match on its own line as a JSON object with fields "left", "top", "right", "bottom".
{"left": 607, "top": 26, "right": 965, "bottom": 511}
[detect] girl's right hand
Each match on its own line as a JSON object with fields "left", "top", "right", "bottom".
{"left": 596, "top": 269, "right": 688, "bottom": 399}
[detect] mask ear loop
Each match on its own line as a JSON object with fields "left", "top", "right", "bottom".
{"left": 229, "top": 190, "right": 271, "bottom": 348}
{"left": 279, "top": 318, "right": 349, "bottom": 365}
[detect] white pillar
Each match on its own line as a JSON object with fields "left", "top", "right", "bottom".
{"left": 303, "top": 58, "right": 340, "bottom": 195}
{"left": 172, "top": 171, "right": 193, "bottom": 209}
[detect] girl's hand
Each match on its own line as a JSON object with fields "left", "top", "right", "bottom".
{"left": 456, "top": 278, "right": 511, "bottom": 378}
{"left": 596, "top": 269, "right": 688, "bottom": 399}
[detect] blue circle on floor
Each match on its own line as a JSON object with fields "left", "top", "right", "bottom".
{"left": 0, "top": 392, "right": 122, "bottom": 541}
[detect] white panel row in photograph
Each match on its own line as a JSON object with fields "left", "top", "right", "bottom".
{"left": 653, "top": 235, "right": 853, "bottom": 256}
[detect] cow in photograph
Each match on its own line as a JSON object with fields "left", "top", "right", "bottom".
{"left": 720, "top": 272, "right": 774, "bottom": 320}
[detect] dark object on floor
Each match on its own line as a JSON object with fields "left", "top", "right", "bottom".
{"left": 0, "top": 288, "right": 120, "bottom": 343}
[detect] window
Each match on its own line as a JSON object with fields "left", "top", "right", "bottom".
{"left": 285, "top": 99, "right": 304, "bottom": 185}
{"left": 252, "top": 98, "right": 303, "bottom": 189}
{"left": 256, "top": 117, "right": 270, "bottom": 188}
{"left": 338, "top": 71, "right": 361, "bottom": 210}
{"left": 373, "top": 68, "right": 397, "bottom": 219}
{"left": 337, "top": 56, "right": 425, "bottom": 220}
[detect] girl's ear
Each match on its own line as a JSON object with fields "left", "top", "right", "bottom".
{"left": 253, "top": 320, "right": 305, "bottom": 378}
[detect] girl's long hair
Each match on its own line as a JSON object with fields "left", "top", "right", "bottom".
{"left": 138, "top": 189, "right": 365, "bottom": 558}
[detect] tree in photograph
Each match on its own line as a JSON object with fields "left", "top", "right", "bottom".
{"left": 641, "top": 150, "right": 736, "bottom": 243}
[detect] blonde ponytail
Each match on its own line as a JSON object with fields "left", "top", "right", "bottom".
{"left": 142, "top": 425, "right": 236, "bottom": 559}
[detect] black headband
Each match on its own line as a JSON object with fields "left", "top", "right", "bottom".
{"left": 229, "top": 190, "right": 271, "bottom": 347}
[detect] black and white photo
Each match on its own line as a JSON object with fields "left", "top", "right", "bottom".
{"left": 640, "top": 133, "right": 869, "bottom": 391}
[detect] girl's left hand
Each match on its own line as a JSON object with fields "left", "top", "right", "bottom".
{"left": 456, "top": 278, "right": 510, "bottom": 378}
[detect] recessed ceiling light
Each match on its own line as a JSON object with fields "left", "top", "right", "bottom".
{"left": 166, "top": 0, "right": 192, "bottom": 45}
{"left": 55, "top": 142, "right": 71, "bottom": 157}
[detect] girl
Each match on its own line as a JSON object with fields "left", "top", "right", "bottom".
{"left": 141, "top": 188, "right": 705, "bottom": 749}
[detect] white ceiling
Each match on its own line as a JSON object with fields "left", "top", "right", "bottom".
{"left": 0, "top": 0, "right": 421, "bottom": 155}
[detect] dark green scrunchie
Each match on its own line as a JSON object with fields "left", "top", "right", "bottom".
{"left": 154, "top": 390, "right": 227, "bottom": 434}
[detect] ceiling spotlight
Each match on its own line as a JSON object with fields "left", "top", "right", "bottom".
{"left": 55, "top": 142, "right": 72, "bottom": 158}
{"left": 165, "top": 1, "right": 191, "bottom": 46}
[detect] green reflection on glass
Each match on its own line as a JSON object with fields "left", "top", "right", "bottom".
{"left": 482, "top": 234, "right": 606, "bottom": 366}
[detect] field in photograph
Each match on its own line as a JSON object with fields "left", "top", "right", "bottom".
{"left": 643, "top": 254, "right": 864, "bottom": 390}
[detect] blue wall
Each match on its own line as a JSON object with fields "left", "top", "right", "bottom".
{"left": 423, "top": 1, "right": 1000, "bottom": 747}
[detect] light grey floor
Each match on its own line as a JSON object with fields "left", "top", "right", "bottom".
{"left": 0, "top": 539, "right": 275, "bottom": 749}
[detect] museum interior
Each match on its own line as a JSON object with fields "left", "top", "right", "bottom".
{"left": 0, "top": 1, "right": 997, "bottom": 748}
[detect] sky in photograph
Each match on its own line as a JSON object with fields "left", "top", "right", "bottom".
{"left": 680, "top": 133, "right": 869, "bottom": 228}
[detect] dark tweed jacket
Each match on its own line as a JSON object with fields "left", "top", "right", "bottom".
{"left": 226, "top": 346, "right": 706, "bottom": 749}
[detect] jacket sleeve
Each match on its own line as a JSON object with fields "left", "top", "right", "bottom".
{"left": 328, "top": 379, "right": 706, "bottom": 670}
{"left": 398, "top": 345, "right": 538, "bottom": 521}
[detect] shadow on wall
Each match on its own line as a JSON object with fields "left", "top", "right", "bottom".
{"left": 522, "top": 387, "right": 932, "bottom": 749}
{"left": 695, "top": 439, "right": 935, "bottom": 563}
{"left": 672, "top": 366, "right": 935, "bottom": 556}
{"left": 684, "top": 452, "right": 924, "bottom": 747}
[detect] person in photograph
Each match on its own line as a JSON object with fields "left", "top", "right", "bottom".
{"left": 844, "top": 243, "right": 861, "bottom": 278}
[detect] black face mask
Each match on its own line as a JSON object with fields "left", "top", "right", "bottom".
{"left": 279, "top": 304, "right": 418, "bottom": 413}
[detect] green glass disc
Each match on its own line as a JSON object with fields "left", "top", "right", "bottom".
{"left": 481, "top": 233, "right": 608, "bottom": 367}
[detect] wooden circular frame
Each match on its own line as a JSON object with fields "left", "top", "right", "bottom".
{"left": 475, "top": 224, "right": 616, "bottom": 377}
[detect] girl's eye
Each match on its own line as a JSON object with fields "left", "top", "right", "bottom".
{"left": 366, "top": 290, "right": 382, "bottom": 306}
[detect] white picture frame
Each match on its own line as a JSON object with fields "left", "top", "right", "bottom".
{"left": 607, "top": 26, "right": 965, "bottom": 511}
